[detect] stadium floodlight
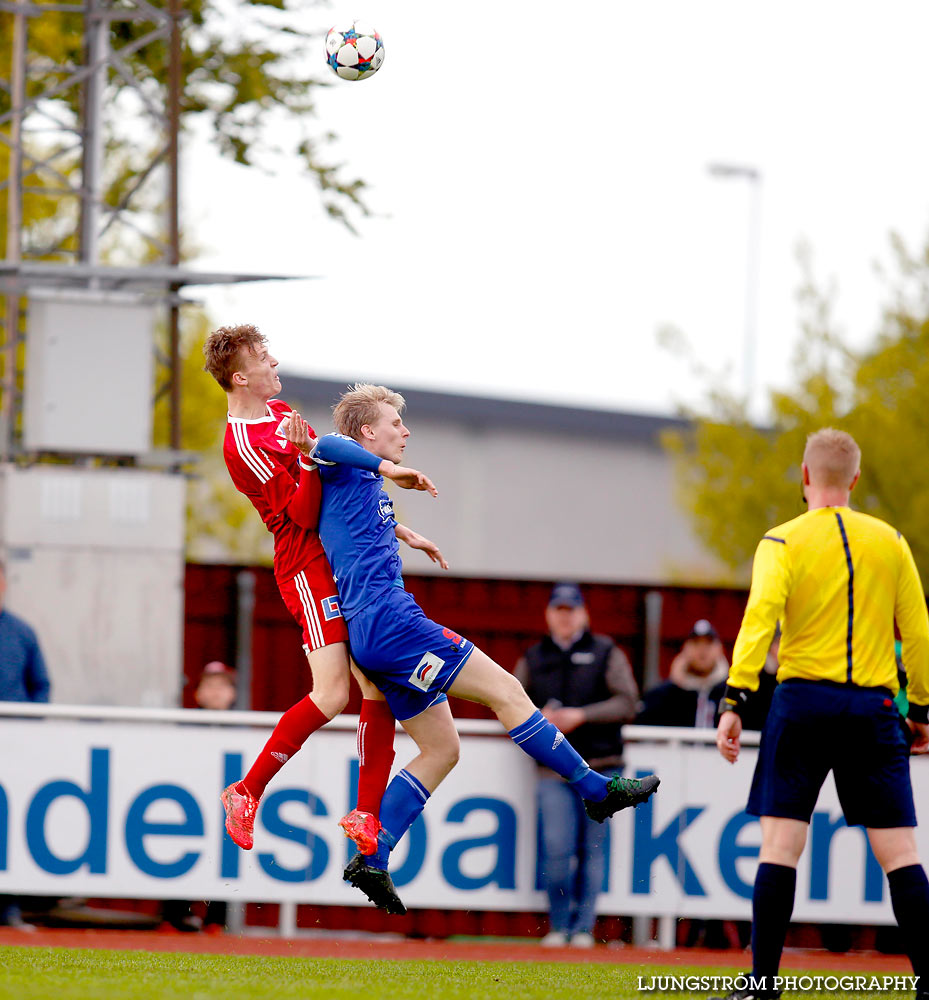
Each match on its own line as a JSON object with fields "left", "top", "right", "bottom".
{"left": 707, "top": 162, "right": 763, "bottom": 414}
{"left": 708, "top": 162, "right": 761, "bottom": 182}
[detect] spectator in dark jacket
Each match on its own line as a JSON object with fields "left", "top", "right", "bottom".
{"left": 515, "top": 582, "right": 639, "bottom": 948}
{"left": 636, "top": 619, "right": 728, "bottom": 728}
{"left": 0, "top": 561, "right": 50, "bottom": 706}
{"left": 0, "top": 559, "right": 50, "bottom": 928}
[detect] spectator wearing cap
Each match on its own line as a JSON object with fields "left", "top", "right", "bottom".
{"left": 515, "top": 582, "right": 639, "bottom": 948}
{"left": 194, "top": 661, "right": 238, "bottom": 712}
{"left": 636, "top": 619, "right": 729, "bottom": 729}
{"left": 636, "top": 620, "right": 741, "bottom": 949}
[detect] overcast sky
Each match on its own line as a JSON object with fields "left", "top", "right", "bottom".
{"left": 188, "top": 0, "right": 929, "bottom": 418}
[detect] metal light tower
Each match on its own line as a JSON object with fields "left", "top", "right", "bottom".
{"left": 0, "top": 0, "right": 304, "bottom": 710}
{"left": 0, "top": 0, "right": 298, "bottom": 461}
{"left": 708, "top": 162, "right": 763, "bottom": 412}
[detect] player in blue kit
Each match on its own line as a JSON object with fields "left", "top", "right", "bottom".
{"left": 312, "top": 383, "right": 660, "bottom": 914}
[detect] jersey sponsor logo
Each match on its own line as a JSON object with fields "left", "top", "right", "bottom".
{"left": 552, "top": 732, "right": 564, "bottom": 750}
{"left": 274, "top": 417, "right": 289, "bottom": 449}
{"left": 321, "top": 595, "right": 342, "bottom": 621}
{"left": 409, "top": 652, "right": 446, "bottom": 692}
{"left": 378, "top": 497, "right": 394, "bottom": 523}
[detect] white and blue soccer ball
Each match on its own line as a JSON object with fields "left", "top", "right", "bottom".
{"left": 325, "top": 20, "right": 384, "bottom": 81}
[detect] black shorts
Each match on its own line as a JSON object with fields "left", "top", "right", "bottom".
{"left": 747, "top": 678, "right": 917, "bottom": 828}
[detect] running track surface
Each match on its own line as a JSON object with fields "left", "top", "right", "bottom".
{"left": 0, "top": 927, "right": 911, "bottom": 970}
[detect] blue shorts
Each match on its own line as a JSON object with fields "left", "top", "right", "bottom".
{"left": 747, "top": 678, "right": 917, "bottom": 828}
{"left": 347, "top": 586, "right": 474, "bottom": 722}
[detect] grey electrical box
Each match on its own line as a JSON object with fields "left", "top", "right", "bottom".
{"left": 23, "top": 289, "right": 155, "bottom": 454}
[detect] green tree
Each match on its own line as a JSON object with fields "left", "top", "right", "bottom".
{"left": 664, "top": 235, "right": 929, "bottom": 584}
{"left": 1, "top": 0, "right": 368, "bottom": 237}
{"left": 2, "top": 2, "right": 366, "bottom": 560}
{"left": 152, "top": 308, "right": 273, "bottom": 563}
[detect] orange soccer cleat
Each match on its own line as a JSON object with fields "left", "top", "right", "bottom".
{"left": 221, "top": 783, "right": 258, "bottom": 850}
{"left": 338, "top": 808, "right": 381, "bottom": 855}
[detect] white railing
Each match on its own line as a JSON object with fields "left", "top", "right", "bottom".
{"left": 0, "top": 701, "right": 762, "bottom": 744}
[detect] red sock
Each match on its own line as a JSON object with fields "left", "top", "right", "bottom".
{"left": 238, "top": 696, "right": 328, "bottom": 800}
{"left": 355, "top": 698, "right": 396, "bottom": 816}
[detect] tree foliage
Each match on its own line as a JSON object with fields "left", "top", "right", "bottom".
{"left": 664, "top": 235, "right": 929, "bottom": 584}
{"left": 0, "top": 0, "right": 368, "bottom": 237}
{"left": 152, "top": 308, "right": 273, "bottom": 564}
{"left": 1, "top": 2, "right": 366, "bottom": 560}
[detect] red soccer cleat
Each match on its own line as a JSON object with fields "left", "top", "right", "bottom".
{"left": 338, "top": 808, "right": 381, "bottom": 855}
{"left": 221, "top": 783, "right": 258, "bottom": 850}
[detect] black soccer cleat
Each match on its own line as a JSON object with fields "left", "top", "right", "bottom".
{"left": 584, "top": 773, "right": 660, "bottom": 823}
{"left": 343, "top": 852, "right": 407, "bottom": 915}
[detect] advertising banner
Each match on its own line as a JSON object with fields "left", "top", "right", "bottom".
{"left": 1, "top": 716, "right": 926, "bottom": 924}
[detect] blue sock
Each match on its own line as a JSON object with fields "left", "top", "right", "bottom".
{"left": 368, "top": 769, "right": 430, "bottom": 870}
{"left": 507, "top": 710, "right": 608, "bottom": 801}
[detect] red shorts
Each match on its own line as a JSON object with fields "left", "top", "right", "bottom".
{"left": 278, "top": 561, "right": 348, "bottom": 652}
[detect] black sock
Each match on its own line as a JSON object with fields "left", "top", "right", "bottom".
{"left": 888, "top": 864, "right": 929, "bottom": 993}
{"left": 751, "top": 862, "right": 797, "bottom": 991}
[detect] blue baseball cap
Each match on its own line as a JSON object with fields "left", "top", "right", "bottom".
{"left": 688, "top": 619, "right": 719, "bottom": 640}
{"left": 548, "top": 582, "right": 585, "bottom": 608}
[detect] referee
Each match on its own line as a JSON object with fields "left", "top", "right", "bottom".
{"left": 711, "top": 428, "right": 929, "bottom": 1000}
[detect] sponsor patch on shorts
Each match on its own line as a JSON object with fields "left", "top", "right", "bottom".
{"left": 409, "top": 652, "right": 446, "bottom": 692}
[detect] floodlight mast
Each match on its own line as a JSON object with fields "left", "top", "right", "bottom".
{"left": 0, "top": 0, "right": 309, "bottom": 462}
{"left": 707, "top": 162, "right": 763, "bottom": 415}
{"left": 2, "top": 0, "right": 27, "bottom": 462}
{"left": 167, "top": 0, "right": 182, "bottom": 451}
{"left": 79, "top": 0, "right": 107, "bottom": 270}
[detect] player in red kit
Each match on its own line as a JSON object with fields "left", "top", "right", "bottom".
{"left": 203, "top": 324, "right": 446, "bottom": 860}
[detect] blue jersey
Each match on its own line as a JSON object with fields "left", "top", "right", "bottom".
{"left": 313, "top": 432, "right": 475, "bottom": 720}
{"left": 314, "top": 434, "right": 404, "bottom": 619}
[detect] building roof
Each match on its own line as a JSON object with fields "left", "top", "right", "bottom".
{"left": 280, "top": 372, "right": 690, "bottom": 445}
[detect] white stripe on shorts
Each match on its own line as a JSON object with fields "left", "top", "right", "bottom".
{"left": 295, "top": 571, "right": 324, "bottom": 650}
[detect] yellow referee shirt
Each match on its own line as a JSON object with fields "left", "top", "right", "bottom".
{"left": 729, "top": 506, "right": 929, "bottom": 713}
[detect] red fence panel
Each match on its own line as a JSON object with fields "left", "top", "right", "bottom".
{"left": 183, "top": 564, "right": 750, "bottom": 714}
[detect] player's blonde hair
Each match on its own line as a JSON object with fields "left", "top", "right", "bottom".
{"left": 333, "top": 383, "right": 406, "bottom": 440}
{"left": 203, "top": 324, "right": 266, "bottom": 390}
{"left": 803, "top": 428, "right": 861, "bottom": 488}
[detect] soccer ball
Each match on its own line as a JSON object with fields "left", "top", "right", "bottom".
{"left": 325, "top": 21, "right": 384, "bottom": 81}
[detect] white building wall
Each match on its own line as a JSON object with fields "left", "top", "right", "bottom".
{"left": 296, "top": 384, "right": 728, "bottom": 585}
{"left": 0, "top": 465, "right": 186, "bottom": 707}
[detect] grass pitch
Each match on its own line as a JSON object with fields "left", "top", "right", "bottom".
{"left": 0, "top": 946, "right": 916, "bottom": 1000}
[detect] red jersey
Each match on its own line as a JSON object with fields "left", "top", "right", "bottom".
{"left": 223, "top": 399, "right": 325, "bottom": 582}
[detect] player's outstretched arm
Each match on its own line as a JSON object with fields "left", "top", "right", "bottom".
{"left": 312, "top": 433, "right": 437, "bottom": 495}
{"left": 379, "top": 462, "right": 438, "bottom": 496}
{"left": 395, "top": 524, "right": 449, "bottom": 569}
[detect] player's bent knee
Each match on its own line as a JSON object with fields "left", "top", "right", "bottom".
{"left": 311, "top": 683, "right": 350, "bottom": 719}
{"left": 421, "top": 734, "right": 460, "bottom": 772}
{"left": 493, "top": 670, "right": 532, "bottom": 712}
